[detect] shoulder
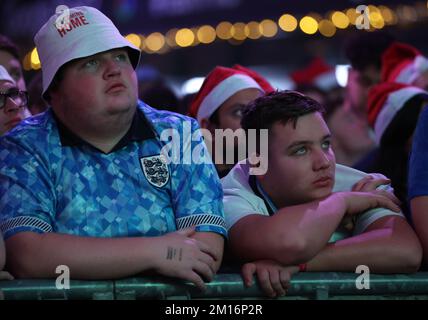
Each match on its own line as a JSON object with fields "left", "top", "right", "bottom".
{"left": 138, "top": 100, "right": 199, "bottom": 132}
{"left": 333, "top": 164, "right": 368, "bottom": 192}
{"left": 0, "top": 110, "right": 57, "bottom": 155}
{"left": 221, "top": 160, "right": 252, "bottom": 192}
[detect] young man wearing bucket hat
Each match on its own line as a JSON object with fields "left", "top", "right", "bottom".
{"left": 0, "top": 6, "right": 225, "bottom": 290}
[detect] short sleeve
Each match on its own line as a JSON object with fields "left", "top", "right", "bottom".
{"left": 170, "top": 118, "right": 227, "bottom": 238}
{"left": 408, "top": 107, "right": 428, "bottom": 200}
{"left": 0, "top": 136, "right": 56, "bottom": 239}
{"left": 223, "top": 193, "right": 269, "bottom": 231}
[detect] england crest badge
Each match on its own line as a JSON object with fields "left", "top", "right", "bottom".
{"left": 140, "top": 154, "right": 170, "bottom": 188}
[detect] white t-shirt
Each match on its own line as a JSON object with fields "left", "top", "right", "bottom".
{"left": 222, "top": 160, "right": 404, "bottom": 242}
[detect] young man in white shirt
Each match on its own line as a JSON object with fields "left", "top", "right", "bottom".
{"left": 222, "top": 90, "right": 422, "bottom": 297}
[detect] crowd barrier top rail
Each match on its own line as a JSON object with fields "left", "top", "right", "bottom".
{"left": 2, "top": 272, "right": 428, "bottom": 300}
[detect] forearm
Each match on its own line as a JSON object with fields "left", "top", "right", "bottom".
{"left": 230, "top": 193, "right": 348, "bottom": 265}
{"left": 306, "top": 223, "right": 421, "bottom": 273}
{"left": 6, "top": 232, "right": 158, "bottom": 279}
{"left": 274, "top": 192, "right": 348, "bottom": 262}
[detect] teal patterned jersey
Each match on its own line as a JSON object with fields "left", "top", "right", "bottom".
{"left": 0, "top": 101, "right": 226, "bottom": 239}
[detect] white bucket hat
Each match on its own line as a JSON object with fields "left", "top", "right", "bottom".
{"left": 0, "top": 65, "right": 16, "bottom": 85}
{"left": 34, "top": 6, "right": 141, "bottom": 97}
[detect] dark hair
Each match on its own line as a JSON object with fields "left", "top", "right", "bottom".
{"left": 344, "top": 31, "right": 395, "bottom": 71}
{"left": 0, "top": 34, "right": 20, "bottom": 60}
{"left": 140, "top": 80, "right": 179, "bottom": 112}
{"left": 242, "top": 90, "right": 324, "bottom": 131}
{"left": 241, "top": 90, "right": 324, "bottom": 151}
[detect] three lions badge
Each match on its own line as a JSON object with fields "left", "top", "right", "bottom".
{"left": 140, "top": 155, "right": 170, "bottom": 188}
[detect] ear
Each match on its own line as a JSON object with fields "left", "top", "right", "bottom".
{"left": 200, "top": 118, "right": 217, "bottom": 134}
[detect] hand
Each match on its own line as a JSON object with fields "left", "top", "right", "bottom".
{"left": 352, "top": 174, "right": 401, "bottom": 206}
{"left": 352, "top": 173, "right": 390, "bottom": 192}
{"left": 0, "top": 271, "right": 14, "bottom": 280}
{"left": 241, "top": 260, "right": 298, "bottom": 298}
{"left": 151, "top": 227, "right": 217, "bottom": 291}
{"left": 339, "top": 191, "right": 401, "bottom": 216}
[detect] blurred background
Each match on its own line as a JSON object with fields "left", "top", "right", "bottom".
{"left": 1, "top": 0, "right": 427, "bottom": 98}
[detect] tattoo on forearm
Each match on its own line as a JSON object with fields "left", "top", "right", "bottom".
{"left": 166, "top": 247, "right": 183, "bottom": 261}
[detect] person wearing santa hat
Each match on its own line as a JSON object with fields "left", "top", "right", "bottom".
{"left": 381, "top": 42, "right": 428, "bottom": 90}
{"left": 0, "top": 65, "right": 31, "bottom": 135}
{"left": 359, "top": 82, "right": 428, "bottom": 218}
{"left": 409, "top": 106, "right": 428, "bottom": 267}
{"left": 343, "top": 31, "right": 395, "bottom": 121}
{"left": 189, "top": 65, "right": 274, "bottom": 177}
{"left": 290, "top": 57, "right": 375, "bottom": 167}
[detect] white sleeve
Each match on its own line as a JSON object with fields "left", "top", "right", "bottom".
{"left": 223, "top": 191, "right": 269, "bottom": 231}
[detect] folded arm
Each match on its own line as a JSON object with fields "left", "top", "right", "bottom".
{"left": 5, "top": 228, "right": 219, "bottom": 290}
{"left": 305, "top": 216, "right": 422, "bottom": 273}
{"left": 411, "top": 196, "right": 428, "bottom": 266}
{"left": 229, "top": 191, "right": 401, "bottom": 265}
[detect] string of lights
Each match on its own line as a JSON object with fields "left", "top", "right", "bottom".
{"left": 24, "top": 2, "right": 428, "bottom": 71}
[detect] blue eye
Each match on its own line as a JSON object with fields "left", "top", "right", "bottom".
{"left": 115, "top": 53, "right": 128, "bottom": 62}
{"left": 322, "top": 140, "right": 331, "bottom": 149}
{"left": 83, "top": 59, "right": 99, "bottom": 69}
{"left": 294, "top": 147, "right": 307, "bottom": 155}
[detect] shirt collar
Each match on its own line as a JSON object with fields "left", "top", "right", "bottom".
{"left": 248, "top": 174, "right": 278, "bottom": 215}
{"left": 54, "top": 107, "right": 156, "bottom": 153}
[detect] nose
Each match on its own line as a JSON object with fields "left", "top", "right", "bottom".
{"left": 3, "top": 96, "right": 21, "bottom": 113}
{"left": 103, "top": 58, "right": 121, "bottom": 79}
{"left": 313, "top": 148, "right": 331, "bottom": 171}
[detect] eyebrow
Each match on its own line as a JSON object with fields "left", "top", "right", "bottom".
{"left": 286, "top": 134, "right": 331, "bottom": 151}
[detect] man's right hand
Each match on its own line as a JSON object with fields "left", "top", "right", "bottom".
{"left": 150, "top": 227, "right": 217, "bottom": 291}
{"left": 338, "top": 191, "right": 402, "bottom": 216}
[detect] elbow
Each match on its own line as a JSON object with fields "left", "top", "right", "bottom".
{"left": 7, "top": 253, "right": 36, "bottom": 279}
{"left": 395, "top": 241, "right": 423, "bottom": 274}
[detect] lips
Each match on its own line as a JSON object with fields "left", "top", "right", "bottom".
{"left": 5, "top": 117, "right": 23, "bottom": 128}
{"left": 105, "top": 82, "right": 126, "bottom": 94}
{"left": 313, "top": 176, "right": 333, "bottom": 187}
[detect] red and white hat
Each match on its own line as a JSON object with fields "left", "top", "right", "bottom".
{"left": 368, "top": 82, "right": 428, "bottom": 144}
{"left": 0, "top": 65, "right": 15, "bottom": 85}
{"left": 290, "top": 58, "right": 338, "bottom": 91}
{"left": 34, "top": 6, "right": 141, "bottom": 98}
{"left": 189, "top": 65, "right": 274, "bottom": 122}
{"left": 381, "top": 42, "right": 428, "bottom": 84}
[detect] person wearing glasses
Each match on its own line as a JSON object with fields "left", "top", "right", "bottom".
{"left": 0, "top": 65, "right": 31, "bottom": 136}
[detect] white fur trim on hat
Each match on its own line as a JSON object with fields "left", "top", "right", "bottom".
{"left": 197, "top": 74, "right": 262, "bottom": 122}
{"left": 0, "top": 65, "right": 15, "bottom": 85}
{"left": 313, "top": 71, "right": 337, "bottom": 91}
{"left": 374, "top": 87, "right": 426, "bottom": 144}
{"left": 34, "top": 6, "right": 141, "bottom": 96}
{"left": 395, "top": 55, "right": 428, "bottom": 84}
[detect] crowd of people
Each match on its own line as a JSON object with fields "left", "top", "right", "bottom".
{"left": 1, "top": 6, "right": 428, "bottom": 298}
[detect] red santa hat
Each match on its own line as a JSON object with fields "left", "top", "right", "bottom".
{"left": 189, "top": 65, "right": 274, "bottom": 122}
{"left": 290, "top": 57, "right": 338, "bottom": 91}
{"left": 368, "top": 81, "right": 428, "bottom": 144}
{"left": 381, "top": 42, "right": 428, "bottom": 84}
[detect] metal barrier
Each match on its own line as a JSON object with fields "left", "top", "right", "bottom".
{"left": 1, "top": 272, "right": 428, "bottom": 300}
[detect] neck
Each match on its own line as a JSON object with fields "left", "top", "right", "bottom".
{"left": 257, "top": 176, "right": 290, "bottom": 209}
{"left": 54, "top": 108, "right": 135, "bottom": 153}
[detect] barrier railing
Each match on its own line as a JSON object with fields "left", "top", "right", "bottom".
{"left": 1, "top": 272, "right": 428, "bottom": 300}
